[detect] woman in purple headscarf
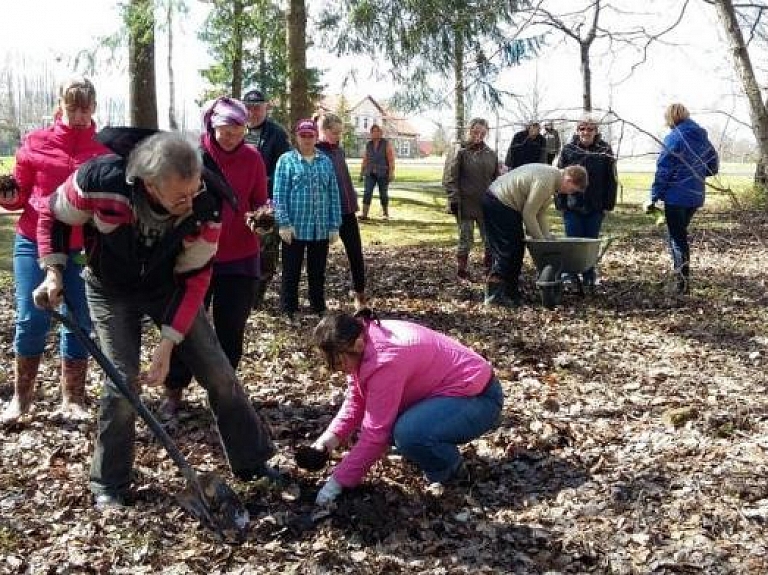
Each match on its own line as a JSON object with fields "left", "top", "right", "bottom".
{"left": 161, "top": 96, "right": 269, "bottom": 417}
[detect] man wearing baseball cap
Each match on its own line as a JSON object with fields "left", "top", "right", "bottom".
{"left": 243, "top": 88, "right": 292, "bottom": 309}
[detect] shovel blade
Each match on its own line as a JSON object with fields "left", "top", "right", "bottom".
{"left": 177, "top": 472, "right": 249, "bottom": 543}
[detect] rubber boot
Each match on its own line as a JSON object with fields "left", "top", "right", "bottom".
{"left": 359, "top": 203, "right": 370, "bottom": 221}
{"left": 484, "top": 279, "right": 518, "bottom": 308}
{"left": 457, "top": 254, "right": 471, "bottom": 281}
{"left": 1, "top": 355, "right": 42, "bottom": 424}
{"left": 60, "top": 357, "right": 90, "bottom": 420}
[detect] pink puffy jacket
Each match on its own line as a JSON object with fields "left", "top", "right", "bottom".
{"left": 5, "top": 117, "right": 109, "bottom": 248}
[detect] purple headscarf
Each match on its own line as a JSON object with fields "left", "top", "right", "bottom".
{"left": 202, "top": 96, "right": 248, "bottom": 131}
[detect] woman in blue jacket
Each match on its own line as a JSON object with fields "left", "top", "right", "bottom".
{"left": 649, "top": 103, "right": 719, "bottom": 294}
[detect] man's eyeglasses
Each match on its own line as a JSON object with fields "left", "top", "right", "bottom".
{"left": 577, "top": 126, "right": 596, "bottom": 133}
{"left": 169, "top": 180, "right": 205, "bottom": 207}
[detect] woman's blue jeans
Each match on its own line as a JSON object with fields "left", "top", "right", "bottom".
{"left": 562, "top": 210, "right": 605, "bottom": 283}
{"left": 392, "top": 378, "right": 504, "bottom": 483}
{"left": 13, "top": 234, "right": 91, "bottom": 359}
{"left": 362, "top": 174, "right": 390, "bottom": 208}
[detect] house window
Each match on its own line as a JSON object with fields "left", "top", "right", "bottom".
{"left": 399, "top": 140, "right": 411, "bottom": 157}
{"left": 355, "top": 116, "right": 359, "bottom": 128}
{"left": 363, "top": 117, "right": 369, "bottom": 130}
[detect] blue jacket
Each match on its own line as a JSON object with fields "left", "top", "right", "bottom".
{"left": 651, "top": 119, "right": 719, "bottom": 208}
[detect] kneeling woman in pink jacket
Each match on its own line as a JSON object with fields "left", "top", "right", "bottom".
{"left": 311, "top": 310, "right": 504, "bottom": 504}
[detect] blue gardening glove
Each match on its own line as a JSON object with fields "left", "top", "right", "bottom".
{"left": 315, "top": 476, "right": 343, "bottom": 505}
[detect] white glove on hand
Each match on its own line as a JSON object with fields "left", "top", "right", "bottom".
{"left": 279, "top": 226, "right": 295, "bottom": 244}
{"left": 315, "top": 476, "right": 343, "bottom": 505}
{"left": 312, "top": 430, "right": 340, "bottom": 453}
{"left": 328, "top": 231, "right": 339, "bottom": 245}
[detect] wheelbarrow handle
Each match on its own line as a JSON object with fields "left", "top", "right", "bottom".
{"left": 596, "top": 236, "right": 615, "bottom": 266}
{"left": 50, "top": 308, "right": 197, "bottom": 484}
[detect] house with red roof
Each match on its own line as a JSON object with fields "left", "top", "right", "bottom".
{"left": 316, "top": 95, "right": 422, "bottom": 158}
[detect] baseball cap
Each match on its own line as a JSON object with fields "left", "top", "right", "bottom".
{"left": 295, "top": 119, "right": 318, "bottom": 137}
{"left": 243, "top": 89, "right": 266, "bottom": 105}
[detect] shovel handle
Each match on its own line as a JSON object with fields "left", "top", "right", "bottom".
{"left": 50, "top": 308, "right": 198, "bottom": 483}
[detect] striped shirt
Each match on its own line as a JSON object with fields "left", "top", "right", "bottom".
{"left": 273, "top": 149, "right": 342, "bottom": 241}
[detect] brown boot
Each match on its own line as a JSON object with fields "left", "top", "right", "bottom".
{"left": 1, "top": 355, "right": 42, "bottom": 424}
{"left": 359, "top": 203, "right": 370, "bottom": 221}
{"left": 60, "top": 357, "right": 90, "bottom": 420}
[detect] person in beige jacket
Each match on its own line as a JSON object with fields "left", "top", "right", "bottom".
{"left": 482, "top": 163, "right": 588, "bottom": 306}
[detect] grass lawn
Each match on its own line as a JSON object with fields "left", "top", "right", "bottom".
{"left": 362, "top": 164, "right": 755, "bottom": 247}
{"left": 0, "top": 155, "right": 758, "bottom": 265}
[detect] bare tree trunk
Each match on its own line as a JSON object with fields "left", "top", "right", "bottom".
{"left": 580, "top": 43, "right": 592, "bottom": 112}
{"left": 167, "top": 0, "right": 178, "bottom": 130}
{"left": 453, "top": 29, "right": 465, "bottom": 143}
{"left": 231, "top": 0, "right": 245, "bottom": 98}
{"left": 128, "top": 0, "right": 158, "bottom": 129}
{"left": 712, "top": 0, "right": 768, "bottom": 187}
{"left": 287, "top": 0, "right": 310, "bottom": 128}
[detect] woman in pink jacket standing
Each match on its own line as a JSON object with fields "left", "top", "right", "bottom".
{"left": 310, "top": 310, "right": 504, "bottom": 504}
{"left": 0, "top": 77, "right": 108, "bottom": 423}
{"left": 161, "top": 96, "right": 268, "bottom": 417}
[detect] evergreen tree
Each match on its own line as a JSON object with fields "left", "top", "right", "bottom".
{"left": 320, "top": 0, "right": 544, "bottom": 141}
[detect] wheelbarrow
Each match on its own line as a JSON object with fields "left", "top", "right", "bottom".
{"left": 49, "top": 308, "right": 250, "bottom": 543}
{"left": 526, "top": 236, "right": 613, "bottom": 308}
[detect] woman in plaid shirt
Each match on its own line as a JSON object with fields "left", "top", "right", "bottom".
{"left": 273, "top": 119, "right": 342, "bottom": 316}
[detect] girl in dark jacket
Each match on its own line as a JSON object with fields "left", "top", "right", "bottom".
{"left": 556, "top": 117, "right": 618, "bottom": 287}
{"left": 649, "top": 103, "right": 718, "bottom": 294}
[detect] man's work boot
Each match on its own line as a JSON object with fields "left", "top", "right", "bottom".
{"left": 1, "top": 355, "right": 42, "bottom": 424}
{"left": 484, "top": 280, "right": 519, "bottom": 308}
{"left": 60, "top": 357, "right": 90, "bottom": 420}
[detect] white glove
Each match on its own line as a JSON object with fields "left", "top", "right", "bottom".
{"left": 279, "top": 226, "right": 295, "bottom": 244}
{"left": 328, "top": 231, "right": 339, "bottom": 245}
{"left": 312, "top": 430, "right": 340, "bottom": 453}
{"left": 315, "top": 476, "right": 343, "bottom": 505}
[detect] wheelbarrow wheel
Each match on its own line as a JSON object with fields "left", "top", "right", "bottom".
{"left": 537, "top": 264, "right": 562, "bottom": 309}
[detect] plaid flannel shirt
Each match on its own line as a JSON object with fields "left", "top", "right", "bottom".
{"left": 273, "top": 149, "right": 341, "bottom": 241}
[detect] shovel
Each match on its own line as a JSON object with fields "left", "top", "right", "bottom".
{"left": 50, "top": 308, "right": 249, "bottom": 543}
